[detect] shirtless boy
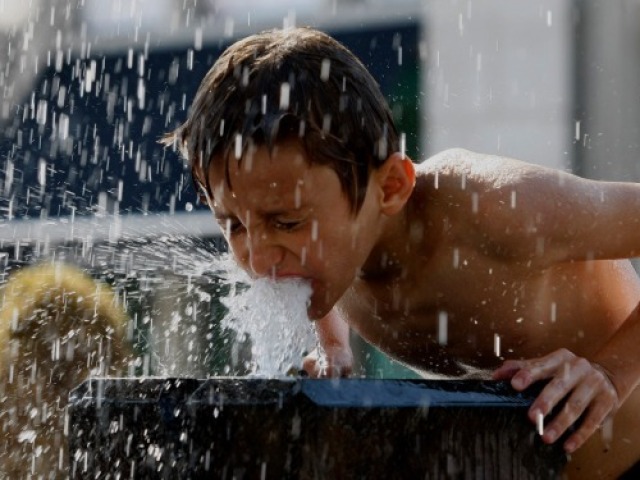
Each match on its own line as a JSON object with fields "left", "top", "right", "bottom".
{"left": 165, "top": 27, "right": 640, "bottom": 479}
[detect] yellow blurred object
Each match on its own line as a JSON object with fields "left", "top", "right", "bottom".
{"left": 0, "top": 262, "right": 131, "bottom": 477}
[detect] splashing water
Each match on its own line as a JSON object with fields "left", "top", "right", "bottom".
{"left": 218, "top": 257, "right": 316, "bottom": 376}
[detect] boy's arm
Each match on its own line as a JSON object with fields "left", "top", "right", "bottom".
{"left": 302, "top": 309, "right": 353, "bottom": 378}
{"left": 450, "top": 149, "right": 640, "bottom": 264}
{"left": 592, "top": 301, "right": 640, "bottom": 405}
{"left": 448, "top": 149, "right": 640, "bottom": 452}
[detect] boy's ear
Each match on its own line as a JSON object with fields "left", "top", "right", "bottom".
{"left": 375, "top": 152, "right": 416, "bottom": 215}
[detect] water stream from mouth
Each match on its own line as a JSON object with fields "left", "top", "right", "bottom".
{"left": 217, "top": 257, "right": 316, "bottom": 376}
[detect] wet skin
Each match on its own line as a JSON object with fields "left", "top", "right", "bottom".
{"left": 208, "top": 141, "right": 640, "bottom": 479}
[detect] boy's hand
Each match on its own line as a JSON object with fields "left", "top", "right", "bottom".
{"left": 492, "top": 348, "right": 619, "bottom": 453}
{"left": 302, "top": 345, "right": 353, "bottom": 378}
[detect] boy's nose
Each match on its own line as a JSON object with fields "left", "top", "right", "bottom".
{"left": 246, "top": 232, "right": 284, "bottom": 278}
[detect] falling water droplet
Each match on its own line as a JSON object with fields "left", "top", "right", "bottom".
{"left": 194, "top": 27, "right": 203, "bottom": 51}
{"left": 537, "top": 411, "right": 544, "bottom": 436}
{"left": 438, "top": 311, "right": 448, "bottom": 345}
{"left": 471, "top": 192, "right": 479, "bottom": 214}
{"left": 279, "top": 82, "right": 290, "bottom": 110}
{"left": 320, "top": 58, "right": 331, "bottom": 81}
{"left": 234, "top": 134, "right": 242, "bottom": 159}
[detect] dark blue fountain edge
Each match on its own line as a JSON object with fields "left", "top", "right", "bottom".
{"left": 69, "top": 377, "right": 542, "bottom": 408}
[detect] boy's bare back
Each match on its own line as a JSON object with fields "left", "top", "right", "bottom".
{"left": 342, "top": 148, "right": 640, "bottom": 373}
{"left": 336, "top": 148, "right": 640, "bottom": 478}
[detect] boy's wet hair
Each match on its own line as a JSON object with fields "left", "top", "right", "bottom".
{"left": 163, "top": 26, "right": 399, "bottom": 213}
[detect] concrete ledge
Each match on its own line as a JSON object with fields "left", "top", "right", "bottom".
{"left": 68, "top": 377, "right": 567, "bottom": 479}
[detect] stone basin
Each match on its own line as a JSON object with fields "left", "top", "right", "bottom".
{"left": 68, "top": 377, "right": 567, "bottom": 479}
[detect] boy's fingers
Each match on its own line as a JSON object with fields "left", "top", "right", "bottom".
{"left": 323, "top": 346, "right": 354, "bottom": 378}
{"left": 560, "top": 387, "right": 617, "bottom": 453}
{"left": 561, "top": 367, "right": 619, "bottom": 452}
{"left": 540, "top": 380, "right": 597, "bottom": 444}
{"left": 511, "top": 349, "right": 575, "bottom": 390}
{"left": 563, "top": 399, "right": 615, "bottom": 453}
{"left": 301, "top": 360, "right": 349, "bottom": 378}
{"left": 528, "top": 357, "right": 619, "bottom": 451}
{"left": 491, "top": 360, "right": 524, "bottom": 380}
{"left": 528, "top": 356, "right": 590, "bottom": 420}
{"left": 323, "top": 364, "right": 351, "bottom": 378}
{"left": 498, "top": 349, "right": 619, "bottom": 451}
{"left": 302, "top": 353, "right": 322, "bottom": 378}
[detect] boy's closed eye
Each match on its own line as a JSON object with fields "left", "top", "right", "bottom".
{"left": 271, "top": 216, "right": 305, "bottom": 231}
{"left": 215, "top": 215, "right": 306, "bottom": 236}
{"left": 227, "top": 220, "right": 245, "bottom": 235}
{"left": 215, "top": 216, "right": 244, "bottom": 236}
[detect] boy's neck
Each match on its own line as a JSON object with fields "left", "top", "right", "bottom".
{"left": 358, "top": 183, "right": 435, "bottom": 282}
{"left": 358, "top": 208, "right": 416, "bottom": 281}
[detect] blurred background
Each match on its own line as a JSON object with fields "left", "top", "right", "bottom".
{"left": 0, "top": 0, "right": 638, "bottom": 378}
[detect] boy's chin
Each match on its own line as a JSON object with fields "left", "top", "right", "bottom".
{"left": 307, "top": 303, "right": 330, "bottom": 321}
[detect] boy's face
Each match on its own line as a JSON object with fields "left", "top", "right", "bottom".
{"left": 207, "top": 138, "right": 384, "bottom": 320}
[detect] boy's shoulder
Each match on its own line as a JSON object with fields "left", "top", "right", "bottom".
{"left": 411, "top": 148, "right": 550, "bottom": 234}
{"left": 415, "top": 148, "right": 544, "bottom": 199}
{"left": 417, "top": 148, "right": 527, "bottom": 180}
